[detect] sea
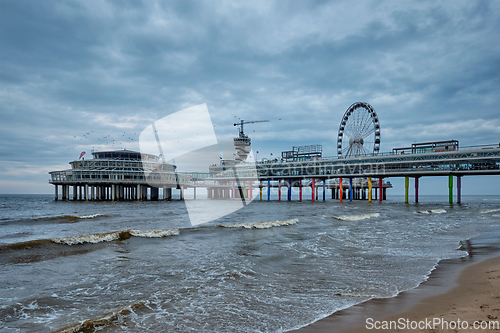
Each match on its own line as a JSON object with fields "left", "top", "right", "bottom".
{"left": 1, "top": 193, "right": 500, "bottom": 333}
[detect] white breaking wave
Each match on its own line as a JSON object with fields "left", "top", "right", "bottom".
{"left": 220, "top": 218, "right": 299, "bottom": 229}
{"left": 418, "top": 209, "right": 446, "bottom": 214}
{"left": 51, "top": 228, "right": 179, "bottom": 245}
{"left": 78, "top": 214, "right": 106, "bottom": 219}
{"left": 129, "top": 228, "right": 179, "bottom": 238}
{"left": 479, "top": 208, "right": 500, "bottom": 214}
{"left": 332, "top": 213, "right": 380, "bottom": 221}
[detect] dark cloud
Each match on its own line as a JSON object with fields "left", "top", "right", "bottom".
{"left": 0, "top": 0, "right": 499, "bottom": 193}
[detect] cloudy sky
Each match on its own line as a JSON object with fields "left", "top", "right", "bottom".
{"left": 1, "top": 0, "right": 499, "bottom": 194}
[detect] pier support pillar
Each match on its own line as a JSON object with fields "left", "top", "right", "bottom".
{"left": 260, "top": 181, "right": 263, "bottom": 200}
{"left": 383, "top": 188, "right": 386, "bottom": 200}
{"left": 180, "top": 186, "right": 184, "bottom": 201}
{"left": 137, "top": 185, "right": 141, "bottom": 201}
{"left": 349, "top": 178, "right": 353, "bottom": 202}
{"left": 405, "top": 176, "right": 409, "bottom": 204}
{"left": 323, "top": 180, "right": 326, "bottom": 201}
{"left": 312, "top": 178, "right": 315, "bottom": 202}
{"left": 278, "top": 180, "right": 281, "bottom": 201}
{"left": 267, "top": 180, "right": 270, "bottom": 200}
{"left": 339, "top": 178, "right": 343, "bottom": 202}
{"left": 55, "top": 185, "right": 58, "bottom": 201}
{"left": 288, "top": 179, "right": 292, "bottom": 201}
{"left": 415, "top": 177, "right": 419, "bottom": 203}
{"left": 84, "top": 184, "right": 88, "bottom": 201}
{"left": 111, "top": 184, "right": 115, "bottom": 201}
{"left": 299, "top": 183, "right": 302, "bottom": 201}
{"left": 379, "top": 178, "right": 383, "bottom": 202}
{"left": 457, "top": 176, "right": 462, "bottom": 204}
{"left": 448, "top": 175, "right": 453, "bottom": 204}
{"left": 73, "top": 185, "right": 77, "bottom": 201}
{"left": 151, "top": 187, "right": 159, "bottom": 201}
{"left": 193, "top": 187, "right": 196, "bottom": 200}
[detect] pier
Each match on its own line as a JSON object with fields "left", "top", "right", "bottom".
{"left": 49, "top": 103, "right": 500, "bottom": 203}
{"left": 49, "top": 144, "right": 500, "bottom": 203}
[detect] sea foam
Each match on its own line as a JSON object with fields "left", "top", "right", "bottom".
{"left": 332, "top": 213, "right": 379, "bottom": 221}
{"left": 220, "top": 218, "right": 299, "bottom": 229}
{"left": 479, "top": 208, "right": 500, "bottom": 214}
{"left": 54, "top": 301, "right": 147, "bottom": 333}
{"left": 77, "top": 214, "right": 106, "bottom": 219}
{"left": 417, "top": 209, "right": 446, "bottom": 214}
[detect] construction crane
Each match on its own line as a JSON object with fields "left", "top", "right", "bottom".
{"left": 232, "top": 120, "right": 269, "bottom": 162}
{"left": 234, "top": 120, "right": 269, "bottom": 138}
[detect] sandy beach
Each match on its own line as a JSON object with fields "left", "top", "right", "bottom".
{"left": 296, "top": 255, "right": 500, "bottom": 333}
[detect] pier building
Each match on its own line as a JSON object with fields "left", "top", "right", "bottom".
{"left": 49, "top": 150, "right": 192, "bottom": 201}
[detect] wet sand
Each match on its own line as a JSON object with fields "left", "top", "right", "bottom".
{"left": 295, "top": 255, "right": 500, "bottom": 332}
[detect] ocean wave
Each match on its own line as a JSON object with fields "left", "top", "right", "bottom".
{"left": 417, "top": 209, "right": 446, "bottom": 214}
{"left": 219, "top": 218, "right": 299, "bottom": 229}
{"left": 54, "top": 301, "right": 147, "bottom": 333}
{"left": 479, "top": 208, "right": 500, "bottom": 214}
{"left": 51, "top": 228, "right": 179, "bottom": 245}
{"left": 332, "top": 213, "right": 379, "bottom": 221}
{"left": 129, "top": 228, "right": 180, "bottom": 238}
{"left": 77, "top": 214, "right": 107, "bottom": 219}
{"left": 0, "top": 239, "right": 52, "bottom": 253}
{"left": 335, "top": 292, "right": 376, "bottom": 298}
{"left": 42, "top": 214, "right": 108, "bottom": 222}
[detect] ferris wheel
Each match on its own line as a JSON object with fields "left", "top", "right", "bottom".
{"left": 337, "top": 102, "right": 380, "bottom": 157}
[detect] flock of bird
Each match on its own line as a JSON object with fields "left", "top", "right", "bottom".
{"left": 48, "top": 130, "right": 139, "bottom": 151}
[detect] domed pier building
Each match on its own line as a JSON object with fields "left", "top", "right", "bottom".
{"left": 49, "top": 150, "right": 192, "bottom": 201}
